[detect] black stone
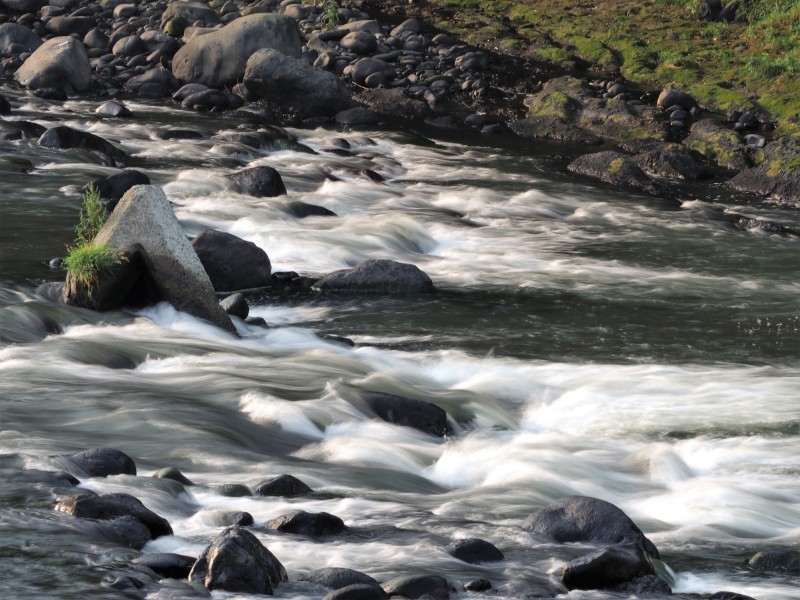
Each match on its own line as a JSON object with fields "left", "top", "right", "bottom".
{"left": 191, "top": 229, "right": 271, "bottom": 292}
{"left": 267, "top": 510, "right": 347, "bottom": 537}
{"left": 89, "top": 169, "right": 150, "bottom": 209}
{"left": 445, "top": 538, "right": 504, "bottom": 564}
{"left": 38, "top": 126, "right": 128, "bottom": 167}
{"left": 382, "top": 574, "right": 450, "bottom": 600}
{"left": 324, "top": 583, "right": 388, "bottom": 600}
{"left": 562, "top": 545, "right": 655, "bottom": 590}
{"left": 463, "top": 579, "right": 492, "bottom": 592}
{"left": 220, "top": 293, "right": 249, "bottom": 320}
{"left": 152, "top": 466, "right": 194, "bottom": 486}
{"left": 133, "top": 553, "right": 196, "bottom": 579}
{"left": 303, "top": 567, "right": 380, "bottom": 590}
{"left": 255, "top": 474, "right": 313, "bottom": 497}
{"left": 61, "top": 447, "right": 137, "bottom": 477}
{"left": 0, "top": 94, "right": 10, "bottom": 114}
{"left": 361, "top": 391, "right": 448, "bottom": 437}
{"left": 226, "top": 166, "right": 287, "bottom": 198}
{"left": 226, "top": 511, "right": 254, "bottom": 526}
{"left": 285, "top": 200, "right": 337, "bottom": 218}
{"left": 56, "top": 492, "right": 172, "bottom": 539}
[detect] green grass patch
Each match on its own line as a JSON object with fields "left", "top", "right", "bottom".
{"left": 63, "top": 242, "right": 120, "bottom": 295}
{"left": 74, "top": 184, "right": 106, "bottom": 246}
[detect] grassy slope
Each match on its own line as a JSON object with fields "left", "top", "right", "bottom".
{"left": 413, "top": 0, "right": 800, "bottom": 135}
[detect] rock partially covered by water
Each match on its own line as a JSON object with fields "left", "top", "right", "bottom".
{"left": 38, "top": 126, "right": 128, "bottom": 167}
{"left": 189, "top": 526, "right": 287, "bottom": 594}
{"left": 524, "top": 496, "right": 659, "bottom": 558}
{"left": 445, "top": 538, "right": 504, "bottom": 564}
{"left": 728, "top": 136, "right": 800, "bottom": 207}
{"left": 226, "top": 165, "right": 287, "bottom": 197}
{"left": 173, "top": 14, "right": 302, "bottom": 88}
{"left": 152, "top": 466, "right": 194, "bottom": 486}
{"left": 562, "top": 545, "right": 657, "bottom": 591}
{"left": 15, "top": 36, "right": 90, "bottom": 94}
{"left": 244, "top": 48, "right": 351, "bottom": 117}
{"left": 0, "top": 94, "right": 9, "bottom": 115}
{"left": 132, "top": 553, "right": 196, "bottom": 579}
{"left": 56, "top": 492, "right": 172, "bottom": 539}
{"left": 361, "top": 391, "right": 448, "bottom": 437}
{"left": 303, "top": 567, "right": 380, "bottom": 590}
{"left": 267, "top": 510, "right": 347, "bottom": 537}
{"left": 191, "top": 229, "right": 272, "bottom": 292}
{"left": 325, "top": 584, "right": 389, "bottom": 600}
{"left": 315, "top": 259, "right": 434, "bottom": 293}
{"left": 567, "top": 151, "right": 658, "bottom": 195}
{"left": 746, "top": 549, "right": 800, "bottom": 572}
{"left": 60, "top": 447, "right": 136, "bottom": 477}
{"left": 90, "top": 169, "right": 150, "bottom": 210}
{"left": 255, "top": 474, "right": 313, "bottom": 497}
{"left": 382, "top": 574, "right": 450, "bottom": 600}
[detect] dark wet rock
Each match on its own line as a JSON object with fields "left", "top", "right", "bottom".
{"left": 15, "top": 36, "right": 90, "bottom": 94}
{"left": 1, "top": 0, "right": 46, "bottom": 12}
{"left": 65, "top": 185, "right": 236, "bottom": 333}
{"left": 189, "top": 526, "right": 287, "bottom": 594}
{"left": 61, "top": 447, "right": 137, "bottom": 477}
{"left": 45, "top": 16, "right": 94, "bottom": 36}
{"left": 21, "top": 468, "right": 80, "bottom": 486}
{"left": 349, "top": 57, "right": 394, "bottom": 87}
{"left": 746, "top": 549, "right": 800, "bottom": 572}
{"left": 684, "top": 119, "right": 749, "bottom": 171}
{"left": 95, "top": 515, "right": 153, "bottom": 550}
{"left": 191, "top": 229, "right": 272, "bottom": 292}
{"left": 173, "top": 83, "right": 210, "bottom": 102}
{"left": 524, "top": 496, "right": 659, "bottom": 558}
{"left": 226, "top": 165, "right": 287, "bottom": 197}
{"left": 382, "top": 574, "right": 450, "bottom": 600}
{"left": 611, "top": 573, "right": 672, "bottom": 594}
{"left": 32, "top": 87, "right": 68, "bottom": 101}
{"left": 657, "top": 88, "right": 697, "bottom": 110}
{"left": 464, "top": 579, "right": 492, "bottom": 592}
{"left": 729, "top": 214, "right": 796, "bottom": 235}
{"left": 632, "top": 146, "right": 707, "bottom": 180}
{"left": 38, "top": 126, "right": 128, "bottom": 168}
{"left": 340, "top": 31, "right": 377, "bottom": 55}
{"left": 173, "top": 14, "right": 302, "bottom": 88}
{"left": 157, "top": 128, "right": 205, "bottom": 141}
{"left": 226, "top": 511, "right": 254, "bottom": 526}
{"left": 220, "top": 292, "right": 249, "bottom": 320}
{"left": 124, "top": 65, "right": 180, "bottom": 98}
{"left": 108, "top": 574, "right": 146, "bottom": 590}
{"left": 708, "top": 593, "right": 758, "bottom": 600}
{"left": 152, "top": 466, "right": 194, "bottom": 486}
{"left": 315, "top": 259, "right": 434, "bottom": 294}
{"left": 0, "top": 22, "right": 41, "bottom": 56}
{"left": 509, "top": 116, "right": 603, "bottom": 144}
{"left": 353, "top": 88, "right": 430, "bottom": 121}
{"left": 445, "top": 538, "right": 504, "bottom": 564}
{"left": 160, "top": 2, "right": 220, "bottom": 29}
{"left": 96, "top": 100, "right": 132, "bottom": 118}
{"left": 361, "top": 169, "right": 384, "bottom": 183}
{"left": 361, "top": 391, "right": 447, "bottom": 437}
{"left": 133, "top": 553, "right": 196, "bottom": 579}
{"left": 56, "top": 492, "right": 172, "bottom": 538}
{"left": 255, "top": 474, "right": 313, "bottom": 497}
{"left": 562, "top": 545, "right": 656, "bottom": 591}
{"left": 267, "top": 510, "right": 347, "bottom": 537}
{"left": 217, "top": 483, "right": 251, "bottom": 497}
{"left": 285, "top": 200, "right": 337, "bottom": 218}
{"left": 181, "top": 89, "right": 230, "bottom": 111}
{"left": 83, "top": 28, "right": 109, "bottom": 51}
{"left": 0, "top": 93, "right": 10, "bottom": 115}
{"left": 90, "top": 170, "right": 151, "bottom": 209}
{"left": 728, "top": 136, "right": 800, "bottom": 207}
{"left": 323, "top": 334, "right": 355, "bottom": 346}
{"left": 334, "top": 107, "right": 381, "bottom": 126}
{"left": 244, "top": 48, "right": 351, "bottom": 117}
{"left": 567, "top": 151, "right": 658, "bottom": 194}
{"left": 303, "top": 567, "right": 380, "bottom": 590}
{"left": 325, "top": 583, "right": 389, "bottom": 600}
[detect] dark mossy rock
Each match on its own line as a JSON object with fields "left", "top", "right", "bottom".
{"left": 89, "top": 169, "right": 150, "bottom": 210}
{"left": 632, "top": 146, "right": 707, "bottom": 180}
{"left": 191, "top": 229, "right": 271, "bottom": 292}
{"left": 567, "top": 151, "right": 659, "bottom": 195}
{"left": 562, "top": 545, "right": 656, "bottom": 591}
{"left": 325, "top": 583, "right": 389, "bottom": 600}
{"left": 255, "top": 474, "right": 313, "bottom": 497}
{"left": 315, "top": 259, "right": 434, "bottom": 294}
{"left": 509, "top": 116, "right": 604, "bottom": 144}
{"left": 152, "top": 466, "right": 194, "bottom": 486}
{"left": 267, "top": 510, "right": 347, "bottom": 537}
{"left": 381, "top": 574, "right": 450, "bottom": 600}
{"left": 285, "top": 200, "right": 337, "bottom": 218}
{"left": 746, "top": 549, "right": 800, "bottom": 572}
{"left": 303, "top": 567, "right": 381, "bottom": 590}
{"left": 189, "top": 526, "right": 287, "bottom": 594}
{"left": 523, "top": 495, "right": 659, "bottom": 558}
{"left": 132, "top": 553, "right": 196, "bottom": 579}
{"left": 226, "top": 165, "right": 287, "bottom": 197}
{"left": 56, "top": 492, "right": 172, "bottom": 539}
{"left": 220, "top": 292, "right": 249, "bottom": 319}
{"left": 217, "top": 483, "right": 251, "bottom": 497}
{"left": 38, "top": 126, "right": 128, "bottom": 167}
{"left": 360, "top": 391, "right": 448, "bottom": 437}
{"left": 729, "top": 214, "right": 796, "bottom": 235}
{"left": 352, "top": 88, "right": 431, "bottom": 121}
{"left": 445, "top": 538, "right": 504, "bottom": 564}
{"left": 683, "top": 119, "right": 749, "bottom": 171}
{"left": 728, "top": 136, "right": 800, "bottom": 207}
{"left": 60, "top": 447, "right": 137, "bottom": 477}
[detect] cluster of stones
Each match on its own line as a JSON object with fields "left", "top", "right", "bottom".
{"left": 31, "top": 445, "right": 797, "bottom": 599}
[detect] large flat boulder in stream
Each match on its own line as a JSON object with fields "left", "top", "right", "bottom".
{"left": 172, "top": 14, "right": 302, "bottom": 88}
{"left": 315, "top": 259, "right": 434, "bottom": 293}
{"left": 15, "top": 36, "right": 90, "bottom": 94}
{"left": 63, "top": 185, "right": 235, "bottom": 333}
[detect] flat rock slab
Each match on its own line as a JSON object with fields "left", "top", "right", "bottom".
{"left": 315, "top": 259, "right": 434, "bottom": 294}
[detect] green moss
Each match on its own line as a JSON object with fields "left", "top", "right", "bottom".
{"left": 526, "top": 90, "right": 579, "bottom": 121}
{"left": 529, "top": 47, "right": 577, "bottom": 69}
{"left": 608, "top": 157, "right": 626, "bottom": 175}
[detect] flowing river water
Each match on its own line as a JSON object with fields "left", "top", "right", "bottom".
{"left": 1, "top": 86, "right": 798, "bottom": 599}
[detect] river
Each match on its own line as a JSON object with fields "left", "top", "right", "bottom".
{"left": 1, "top": 86, "right": 798, "bottom": 599}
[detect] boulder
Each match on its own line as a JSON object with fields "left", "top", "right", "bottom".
{"left": 352, "top": 88, "right": 430, "bottom": 121}
{"left": 567, "top": 151, "right": 658, "bottom": 194}
{"left": 152, "top": 466, "right": 194, "bottom": 486}
{"left": 45, "top": 16, "right": 94, "bottom": 36}
{"left": 124, "top": 66, "right": 180, "bottom": 98}
{"left": 0, "top": 23, "right": 41, "bottom": 56}
{"left": 64, "top": 185, "right": 235, "bottom": 333}
{"left": 325, "top": 584, "right": 389, "bottom": 600}
{"left": 243, "top": 48, "right": 351, "bottom": 117}
{"left": 89, "top": 169, "right": 151, "bottom": 210}
{"left": 657, "top": 88, "right": 697, "bottom": 110}
{"left": 1, "top": 0, "right": 46, "bottom": 10}
{"left": 226, "top": 511, "right": 254, "bottom": 526}
{"left": 19, "top": 469, "right": 80, "bottom": 487}
{"left": 445, "top": 538, "right": 504, "bottom": 564}
{"left": 523, "top": 496, "right": 659, "bottom": 558}
{"left": 746, "top": 549, "right": 800, "bottom": 572}
{"left": 226, "top": 165, "right": 287, "bottom": 197}
{"left": 58, "top": 447, "right": 137, "bottom": 477}
{"left": 132, "top": 553, "right": 196, "bottom": 579}
{"left": 683, "top": 119, "right": 749, "bottom": 171}
{"left": 303, "top": 567, "right": 380, "bottom": 590}
{"left": 38, "top": 126, "right": 128, "bottom": 167}
{"left": 382, "top": 574, "right": 450, "bottom": 600}
{"left": 728, "top": 136, "right": 800, "bottom": 207}
{"left": 189, "top": 526, "right": 287, "bottom": 594}
{"left": 15, "top": 36, "right": 91, "bottom": 94}
{"left": 612, "top": 574, "right": 672, "bottom": 595}
{"left": 56, "top": 492, "right": 172, "bottom": 538}
{"left": 220, "top": 292, "right": 248, "bottom": 319}
{"left": 267, "top": 510, "right": 347, "bottom": 537}
{"left": 191, "top": 229, "right": 272, "bottom": 292}
{"left": 315, "top": 259, "right": 434, "bottom": 293}
{"left": 160, "top": 1, "right": 221, "bottom": 29}
{"left": 254, "top": 474, "right": 313, "bottom": 497}
{"left": 173, "top": 14, "right": 302, "bottom": 88}
{"left": 285, "top": 200, "right": 336, "bottom": 218}
{"left": 96, "top": 100, "right": 132, "bottom": 118}
{"left": 349, "top": 57, "right": 395, "bottom": 87}
{"left": 562, "top": 545, "right": 657, "bottom": 591}
{"left": 632, "top": 146, "right": 707, "bottom": 180}
{"left": 360, "top": 391, "right": 447, "bottom": 437}
{"left": 94, "top": 515, "right": 153, "bottom": 549}
{"left": 340, "top": 31, "right": 377, "bottom": 55}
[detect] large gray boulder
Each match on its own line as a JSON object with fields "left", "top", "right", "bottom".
{"left": 315, "top": 259, "right": 434, "bottom": 293}
{"left": 64, "top": 185, "right": 235, "bottom": 333}
{"left": 15, "top": 36, "right": 91, "bottom": 94}
{"left": 0, "top": 23, "right": 42, "bottom": 57}
{"left": 244, "top": 48, "right": 351, "bottom": 117}
{"left": 172, "top": 14, "right": 302, "bottom": 88}
{"left": 189, "top": 526, "right": 287, "bottom": 594}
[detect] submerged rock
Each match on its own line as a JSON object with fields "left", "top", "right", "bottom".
{"left": 360, "top": 391, "right": 448, "bottom": 437}
{"left": 56, "top": 492, "right": 172, "bottom": 539}
{"left": 382, "top": 574, "right": 450, "bottom": 600}
{"left": 562, "top": 545, "right": 657, "bottom": 591}
{"left": 38, "top": 126, "right": 128, "bottom": 167}
{"left": 189, "top": 526, "right": 287, "bottom": 594}
{"left": 746, "top": 549, "right": 800, "bottom": 572}
{"left": 303, "top": 567, "right": 380, "bottom": 590}
{"left": 315, "top": 259, "right": 434, "bottom": 293}
{"left": 152, "top": 466, "right": 194, "bottom": 486}
{"left": 325, "top": 583, "right": 388, "bottom": 600}
{"left": 132, "top": 553, "right": 196, "bottom": 579}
